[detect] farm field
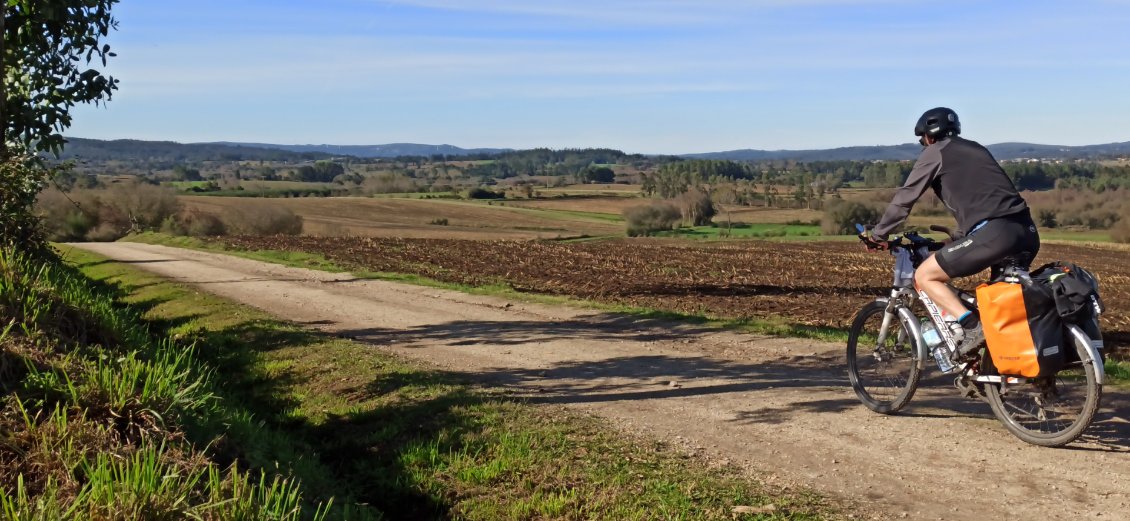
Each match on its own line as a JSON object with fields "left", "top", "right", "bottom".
{"left": 179, "top": 195, "right": 624, "bottom": 239}
{"left": 538, "top": 183, "right": 644, "bottom": 196}
{"left": 214, "top": 235, "right": 1130, "bottom": 348}
{"left": 502, "top": 194, "right": 648, "bottom": 215}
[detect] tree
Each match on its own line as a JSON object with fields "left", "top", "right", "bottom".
{"left": 582, "top": 166, "right": 615, "bottom": 183}
{"left": 2, "top": 1, "right": 119, "bottom": 250}
{"left": 4, "top": 0, "right": 119, "bottom": 155}
{"left": 821, "top": 200, "right": 883, "bottom": 235}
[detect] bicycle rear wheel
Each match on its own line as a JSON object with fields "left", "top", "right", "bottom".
{"left": 982, "top": 339, "right": 1102, "bottom": 447}
{"left": 846, "top": 300, "right": 922, "bottom": 414}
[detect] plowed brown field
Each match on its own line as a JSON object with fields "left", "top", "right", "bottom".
{"left": 217, "top": 236, "right": 1130, "bottom": 348}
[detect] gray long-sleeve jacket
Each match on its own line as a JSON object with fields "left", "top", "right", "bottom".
{"left": 872, "top": 136, "right": 1028, "bottom": 240}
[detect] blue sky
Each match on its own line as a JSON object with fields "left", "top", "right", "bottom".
{"left": 67, "top": 0, "right": 1130, "bottom": 154}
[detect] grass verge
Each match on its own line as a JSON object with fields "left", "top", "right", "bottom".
{"left": 58, "top": 245, "right": 842, "bottom": 520}
{"left": 0, "top": 247, "right": 328, "bottom": 519}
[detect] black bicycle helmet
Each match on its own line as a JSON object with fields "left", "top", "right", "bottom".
{"left": 914, "top": 107, "right": 961, "bottom": 139}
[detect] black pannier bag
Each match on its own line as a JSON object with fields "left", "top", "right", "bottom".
{"left": 1031, "top": 262, "right": 1105, "bottom": 323}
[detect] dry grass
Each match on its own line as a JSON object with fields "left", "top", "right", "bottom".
{"left": 539, "top": 183, "right": 643, "bottom": 194}
{"left": 503, "top": 195, "right": 647, "bottom": 215}
{"left": 178, "top": 196, "right": 623, "bottom": 239}
{"left": 720, "top": 206, "right": 822, "bottom": 224}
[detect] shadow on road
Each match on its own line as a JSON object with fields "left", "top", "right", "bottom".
{"left": 333, "top": 312, "right": 1130, "bottom": 450}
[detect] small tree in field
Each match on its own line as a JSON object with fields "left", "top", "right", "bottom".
{"left": 821, "top": 200, "right": 883, "bottom": 235}
{"left": 623, "top": 201, "right": 681, "bottom": 237}
{"left": 675, "top": 188, "right": 716, "bottom": 226}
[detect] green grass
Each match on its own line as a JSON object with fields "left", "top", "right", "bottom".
{"left": 0, "top": 247, "right": 329, "bottom": 520}
{"left": 1039, "top": 229, "right": 1113, "bottom": 243}
{"left": 59, "top": 245, "right": 841, "bottom": 520}
{"left": 1106, "top": 358, "right": 1130, "bottom": 386}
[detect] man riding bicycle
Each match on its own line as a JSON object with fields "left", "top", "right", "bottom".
{"left": 864, "top": 107, "right": 1041, "bottom": 360}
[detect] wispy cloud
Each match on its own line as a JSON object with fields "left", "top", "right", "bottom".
{"left": 375, "top": 0, "right": 904, "bottom": 26}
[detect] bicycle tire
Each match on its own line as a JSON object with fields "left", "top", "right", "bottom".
{"left": 982, "top": 338, "right": 1102, "bottom": 447}
{"left": 846, "top": 300, "right": 922, "bottom": 414}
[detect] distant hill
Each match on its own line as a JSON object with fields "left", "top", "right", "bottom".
{"left": 210, "top": 142, "right": 512, "bottom": 158}
{"left": 59, "top": 137, "right": 334, "bottom": 162}
{"left": 60, "top": 136, "right": 1130, "bottom": 163}
{"left": 684, "top": 141, "right": 1130, "bottom": 162}
{"left": 683, "top": 144, "right": 922, "bottom": 162}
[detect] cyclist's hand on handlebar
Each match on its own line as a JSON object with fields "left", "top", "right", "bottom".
{"left": 853, "top": 224, "right": 889, "bottom": 252}
{"left": 860, "top": 235, "right": 889, "bottom": 252}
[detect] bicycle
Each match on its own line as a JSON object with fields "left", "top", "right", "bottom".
{"left": 846, "top": 224, "right": 1105, "bottom": 447}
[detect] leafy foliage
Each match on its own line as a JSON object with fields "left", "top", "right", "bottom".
{"left": 623, "top": 201, "right": 681, "bottom": 237}
{"left": 0, "top": 156, "right": 49, "bottom": 252}
{"left": 2, "top": 0, "right": 120, "bottom": 250}
{"left": 821, "top": 199, "right": 883, "bottom": 236}
{"left": 3, "top": 0, "right": 119, "bottom": 155}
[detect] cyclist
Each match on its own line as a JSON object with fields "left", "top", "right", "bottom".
{"left": 863, "top": 107, "right": 1040, "bottom": 360}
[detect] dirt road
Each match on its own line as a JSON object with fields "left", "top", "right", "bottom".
{"left": 71, "top": 242, "right": 1130, "bottom": 520}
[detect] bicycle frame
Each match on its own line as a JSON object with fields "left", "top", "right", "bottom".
{"left": 852, "top": 226, "right": 1105, "bottom": 445}
{"left": 877, "top": 280, "right": 1105, "bottom": 383}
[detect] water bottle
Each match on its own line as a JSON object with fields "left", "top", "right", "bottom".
{"left": 922, "top": 319, "right": 956, "bottom": 373}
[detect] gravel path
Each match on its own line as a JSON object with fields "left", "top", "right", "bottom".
{"left": 71, "top": 242, "right": 1130, "bottom": 520}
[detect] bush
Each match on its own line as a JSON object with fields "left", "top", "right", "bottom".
{"left": 35, "top": 182, "right": 181, "bottom": 242}
{"left": 222, "top": 205, "right": 303, "bottom": 235}
{"left": 167, "top": 209, "right": 227, "bottom": 237}
{"left": 674, "top": 188, "right": 716, "bottom": 226}
{"left": 105, "top": 182, "right": 180, "bottom": 230}
{"left": 462, "top": 187, "right": 503, "bottom": 200}
{"left": 623, "top": 201, "right": 681, "bottom": 237}
{"left": 822, "top": 200, "right": 884, "bottom": 235}
{"left": 1112, "top": 208, "right": 1130, "bottom": 243}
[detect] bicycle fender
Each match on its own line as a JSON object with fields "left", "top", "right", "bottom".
{"left": 1067, "top": 324, "right": 1105, "bottom": 385}
{"left": 896, "top": 306, "right": 929, "bottom": 371}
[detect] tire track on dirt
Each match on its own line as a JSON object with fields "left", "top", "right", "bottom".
{"left": 70, "top": 242, "right": 1130, "bottom": 521}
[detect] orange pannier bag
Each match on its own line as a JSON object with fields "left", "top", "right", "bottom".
{"left": 976, "top": 281, "right": 1065, "bottom": 378}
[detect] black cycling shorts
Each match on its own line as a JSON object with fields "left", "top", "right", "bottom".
{"left": 935, "top": 211, "right": 1041, "bottom": 278}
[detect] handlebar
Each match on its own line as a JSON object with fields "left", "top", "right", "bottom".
{"left": 856, "top": 223, "right": 948, "bottom": 253}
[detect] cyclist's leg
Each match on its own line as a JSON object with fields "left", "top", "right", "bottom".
{"left": 914, "top": 256, "right": 967, "bottom": 318}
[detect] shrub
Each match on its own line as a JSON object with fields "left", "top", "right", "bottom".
{"left": 462, "top": 187, "right": 503, "bottom": 200}
{"left": 185, "top": 211, "right": 227, "bottom": 237}
{"left": 674, "top": 188, "right": 716, "bottom": 226}
{"left": 623, "top": 201, "right": 681, "bottom": 237}
{"left": 222, "top": 205, "right": 303, "bottom": 235}
{"left": 1112, "top": 209, "right": 1130, "bottom": 243}
{"left": 35, "top": 182, "right": 181, "bottom": 241}
{"left": 37, "top": 189, "right": 94, "bottom": 241}
{"left": 822, "top": 200, "right": 884, "bottom": 235}
{"left": 104, "top": 182, "right": 180, "bottom": 230}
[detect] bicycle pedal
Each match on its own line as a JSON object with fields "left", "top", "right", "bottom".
{"left": 954, "top": 377, "right": 984, "bottom": 400}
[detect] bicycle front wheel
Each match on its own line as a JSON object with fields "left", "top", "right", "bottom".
{"left": 846, "top": 300, "right": 922, "bottom": 414}
{"left": 983, "top": 339, "right": 1102, "bottom": 447}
